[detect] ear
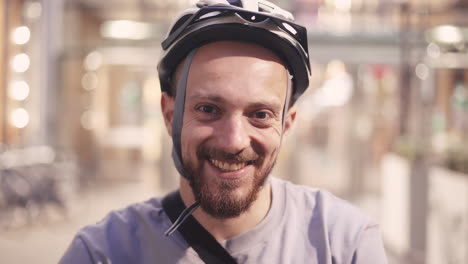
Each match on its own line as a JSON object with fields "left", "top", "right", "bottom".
{"left": 161, "top": 92, "right": 175, "bottom": 136}
{"left": 283, "top": 105, "right": 297, "bottom": 137}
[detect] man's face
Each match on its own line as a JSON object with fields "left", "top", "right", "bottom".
{"left": 163, "top": 41, "right": 294, "bottom": 219}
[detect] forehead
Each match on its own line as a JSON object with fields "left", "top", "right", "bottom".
{"left": 184, "top": 41, "right": 288, "bottom": 103}
{"left": 193, "top": 41, "right": 285, "bottom": 66}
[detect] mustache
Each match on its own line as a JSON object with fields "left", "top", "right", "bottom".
{"left": 198, "top": 145, "right": 260, "bottom": 163}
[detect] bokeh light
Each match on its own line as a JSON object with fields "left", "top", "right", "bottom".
{"left": 12, "top": 26, "right": 31, "bottom": 45}
{"left": 11, "top": 53, "right": 30, "bottom": 73}
{"left": 9, "top": 108, "right": 30, "bottom": 128}
{"left": 25, "top": 1, "right": 42, "bottom": 19}
{"left": 84, "top": 51, "right": 103, "bottom": 71}
{"left": 100, "top": 20, "right": 152, "bottom": 40}
{"left": 9, "top": 80, "right": 30, "bottom": 101}
{"left": 428, "top": 25, "right": 464, "bottom": 44}
{"left": 80, "top": 111, "right": 95, "bottom": 130}
{"left": 427, "top": 43, "right": 441, "bottom": 58}
{"left": 415, "top": 63, "right": 429, "bottom": 80}
{"left": 81, "top": 72, "right": 99, "bottom": 91}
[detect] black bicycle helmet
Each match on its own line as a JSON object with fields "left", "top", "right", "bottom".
{"left": 157, "top": 0, "right": 311, "bottom": 104}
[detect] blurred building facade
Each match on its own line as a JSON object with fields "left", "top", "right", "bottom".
{"left": 2, "top": 0, "right": 468, "bottom": 264}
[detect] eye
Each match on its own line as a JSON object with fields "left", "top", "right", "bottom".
{"left": 198, "top": 105, "right": 217, "bottom": 114}
{"left": 194, "top": 104, "right": 221, "bottom": 121}
{"left": 250, "top": 109, "right": 277, "bottom": 128}
{"left": 253, "top": 109, "right": 275, "bottom": 120}
{"left": 254, "top": 111, "right": 268, "bottom": 119}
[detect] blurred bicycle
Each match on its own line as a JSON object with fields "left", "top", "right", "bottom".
{"left": 0, "top": 145, "right": 76, "bottom": 231}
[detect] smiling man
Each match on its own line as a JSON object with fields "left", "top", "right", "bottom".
{"left": 168, "top": 41, "right": 290, "bottom": 241}
{"left": 60, "top": 1, "right": 387, "bottom": 263}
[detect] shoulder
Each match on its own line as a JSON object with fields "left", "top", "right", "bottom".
{"left": 79, "top": 196, "right": 166, "bottom": 240}
{"left": 275, "top": 177, "right": 373, "bottom": 227}
{"left": 273, "top": 178, "right": 385, "bottom": 262}
{"left": 64, "top": 197, "right": 171, "bottom": 262}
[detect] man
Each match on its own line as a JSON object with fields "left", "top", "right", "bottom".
{"left": 61, "top": 0, "right": 387, "bottom": 263}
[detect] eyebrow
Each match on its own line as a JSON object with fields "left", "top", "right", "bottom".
{"left": 188, "top": 94, "right": 225, "bottom": 103}
{"left": 248, "top": 102, "right": 283, "bottom": 113}
{"left": 188, "top": 94, "right": 283, "bottom": 112}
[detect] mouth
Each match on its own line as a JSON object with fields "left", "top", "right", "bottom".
{"left": 209, "top": 158, "right": 254, "bottom": 172}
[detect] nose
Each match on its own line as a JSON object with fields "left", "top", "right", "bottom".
{"left": 215, "top": 114, "right": 250, "bottom": 154}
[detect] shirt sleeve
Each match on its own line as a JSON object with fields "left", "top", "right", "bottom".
{"left": 351, "top": 224, "right": 388, "bottom": 264}
{"left": 59, "top": 236, "right": 94, "bottom": 264}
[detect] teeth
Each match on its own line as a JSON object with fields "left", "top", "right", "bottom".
{"left": 210, "top": 159, "right": 247, "bottom": 172}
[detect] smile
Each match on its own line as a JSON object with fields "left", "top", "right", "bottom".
{"left": 209, "top": 159, "right": 248, "bottom": 172}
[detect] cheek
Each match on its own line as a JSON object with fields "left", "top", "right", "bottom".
{"left": 252, "top": 128, "right": 283, "bottom": 155}
{"left": 181, "top": 123, "right": 215, "bottom": 154}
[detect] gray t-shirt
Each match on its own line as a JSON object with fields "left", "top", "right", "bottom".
{"left": 60, "top": 177, "right": 387, "bottom": 263}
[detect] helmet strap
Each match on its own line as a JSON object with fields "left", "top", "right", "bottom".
{"left": 165, "top": 49, "right": 201, "bottom": 236}
{"left": 171, "top": 48, "right": 199, "bottom": 179}
{"left": 280, "top": 73, "right": 292, "bottom": 143}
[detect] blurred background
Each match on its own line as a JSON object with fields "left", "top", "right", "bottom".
{"left": 1, "top": 0, "right": 468, "bottom": 263}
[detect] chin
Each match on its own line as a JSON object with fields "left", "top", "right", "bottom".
{"left": 184, "top": 149, "right": 274, "bottom": 219}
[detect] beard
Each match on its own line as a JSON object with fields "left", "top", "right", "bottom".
{"left": 184, "top": 144, "right": 277, "bottom": 219}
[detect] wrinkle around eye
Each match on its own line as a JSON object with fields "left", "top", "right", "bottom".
{"left": 249, "top": 110, "right": 280, "bottom": 126}
{"left": 183, "top": 116, "right": 200, "bottom": 128}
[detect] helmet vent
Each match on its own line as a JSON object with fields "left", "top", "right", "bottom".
{"left": 282, "top": 22, "right": 297, "bottom": 35}
{"left": 237, "top": 12, "right": 268, "bottom": 23}
{"left": 227, "top": 0, "right": 243, "bottom": 7}
{"left": 199, "top": 11, "right": 222, "bottom": 20}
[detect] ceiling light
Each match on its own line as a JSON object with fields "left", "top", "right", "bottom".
{"left": 101, "top": 20, "right": 153, "bottom": 40}
{"left": 427, "top": 25, "right": 464, "bottom": 44}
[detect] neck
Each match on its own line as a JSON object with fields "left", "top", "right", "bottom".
{"left": 179, "top": 177, "right": 272, "bottom": 242}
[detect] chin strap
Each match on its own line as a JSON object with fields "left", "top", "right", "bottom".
{"left": 162, "top": 191, "right": 238, "bottom": 263}
{"left": 166, "top": 48, "right": 200, "bottom": 236}
{"left": 164, "top": 201, "right": 200, "bottom": 236}
{"left": 171, "top": 48, "right": 199, "bottom": 180}
{"left": 280, "top": 73, "right": 292, "bottom": 143}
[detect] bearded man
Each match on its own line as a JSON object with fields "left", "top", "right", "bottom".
{"left": 61, "top": 1, "right": 387, "bottom": 263}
